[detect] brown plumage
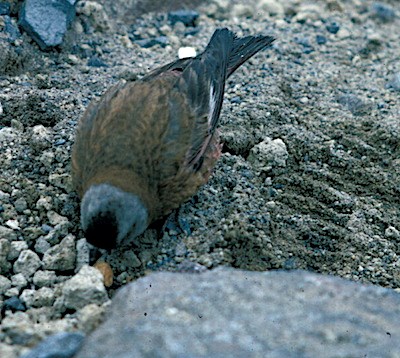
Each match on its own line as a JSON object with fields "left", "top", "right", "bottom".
{"left": 71, "top": 28, "right": 275, "bottom": 249}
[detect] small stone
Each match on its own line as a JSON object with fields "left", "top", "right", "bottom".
{"left": 326, "top": 22, "right": 340, "bottom": 34}
{"left": 87, "top": 56, "right": 108, "bottom": 67}
{"left": 336, "top": 27, "right": 351, "bottom": 39}
{"left": 1, "top": 296, "right": 27, "bottom": 314}
{"left": 385, "top": 226, "right": 400, "bottom": 240}
{"left": 371, "top": 2, "right": 396, "bottom": 22}
{"left": 4, "top": 287, "right": 19, "bottom": 297}
{"left": 134, "top": 36, "right": 169, "bottom": 48}
{"left": 20, "top": 332, "right": 85, "bottom": 358}
{"left": 31, "top": 125, "right": 51, "bottom": 149}
{"left": 168, "top": 10, "right": 199, "bottom": 27}
{"left": 14, "top": 198, "right": 28, "bottom": 213}
{"left": 248, "top": 138, "right": 289, "bottom": 172}
{"left": 75, "top": 238, "right": 90, "bottom": 270}
{"left": 0, "top": 274, "right": 12, "bottom": 295}
{"left": 316, "top": 35, "right": 327, "bottom": 44}
{"left": 48, "top": 173, "right": 72, "bottom": 191}
{"left": 13, "top": 250, "right": 42, "bottom": 279}
{"left": 76, "top": 1, "right": 110, "bottom": 32}
{"left": 34, "top": 237, "right": 51, "bottom": 254}
{"left": 42, "top": 234, "right": 76, "bottom": 271}
{"left": 257, "top": 0, "right": 285, "bottom": 17}
{"left": 32, "top": 270, "right": 57, "bottom": 287}
{"left": 93, "top": 261, "right": 113, "bottom": 287}
{"left": 62, "top": 265, "right": 109, "bottom": 310}
{"left": 20, "top": 287, "right": 55, "bottom": 308}
{"left": 66, "top": 54, "right": 79, "bottom": 65}
{"left": 0, "top": 127, "right": 17, "bottom": 142}
{"left": 77, "top": 303, "right": 107, "bottom": 333}
{"left": 6, "top": 219, "right": 20, "bottom": 230}
{"left": 0, "top": 238, "right": 12, "bottom": 274}
{"left": 36, "top": 196, "right": 53, "bottom": 211}
{"left": 47, "top": 211, "right": 68, "bottom": 226}
{"left": 231, "top": 4, "right": 254, "bottom": 18}
{"left": 178, "top": 47, "right": 197, "bottom": 59}
{"left": 8, "top": 241, "right": 29, "bottom": 261}
{"left": 11, "top": 273, "right": 28, "bottom": 290}
{"left": 337, "top": 94, "right": 371, "bottom": 116}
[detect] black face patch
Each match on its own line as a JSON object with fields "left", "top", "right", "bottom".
{"left": 84, "top": 211, "right": 118, "bottom": 250}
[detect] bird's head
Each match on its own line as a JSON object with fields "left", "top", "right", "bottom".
{"left": 80, "top": 184, "right": 148, "bottom": 249}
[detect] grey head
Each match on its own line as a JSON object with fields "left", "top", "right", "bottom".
{"left": 80, "top": 184, "right": 148, "bottom": 249}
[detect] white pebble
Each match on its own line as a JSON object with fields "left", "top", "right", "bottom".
{"left": 178, "top": 47, "right": 197, "bottom": 59}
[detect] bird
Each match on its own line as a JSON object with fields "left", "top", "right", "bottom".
{"left": 71, "top": 28, "right": 275, "bottom": 250}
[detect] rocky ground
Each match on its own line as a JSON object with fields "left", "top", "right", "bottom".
{"left": 0, "top": 0, "right": 399, "bottom": 357}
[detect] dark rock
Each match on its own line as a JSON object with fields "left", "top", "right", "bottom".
{"left": 0, "top": 2, "right": 10, "bottom": 15}
{"left": 21, "top": 332, "right": 85, "bottom": 358}
{"left": 18, "top": 0, "right": 77, "bottom": 50}
{"left": 87, "top": 56, "right": 108, "bottom": 67}
{"left": 134, "top": 36, "right": 169, "bottom": 48}
{"left": 75, "top": 269, "right": 400, "bottom": 358}
{"left": 316, "top": 34, "right": 327, "bottom": 45}
{"left": 1, "top": 296, "right": 26, "bottom": 316}
{"left": 168, "top": 9, "right": 199, "bottom": 27}
{"left": 326, "top": 22, "right": 340, "bottom": 34}
{"left": 371, "top": 2, "right": 396, "bottom": 22}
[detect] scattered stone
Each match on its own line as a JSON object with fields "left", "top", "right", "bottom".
{"left": 371, "top": 2, "right": 396, "bottom": 22}
{"left": 30, "top": 125, "right": 51, "bottom": 150}
{"left": 20, "top": 287, "right": 55, "bottom": 308}
{"left": 13, "top": 250, "right": 42, "bottom": 279}
{"left": 1, "top": 296, "right": 26, "bottom": 314}
{"left": 257, "top": 0, "right": 285, "bottom": 17}
{"left": 326, "top": 21, "right": 340, "bottom": 34}
{"left": 87, "top": 56, "right": 108, "bottom": 67}
{"left": 316, "top": 34, "right": 327, "bottom": 45}
{"left": 0, "top": 274, "right": 12, "bottom": 295}
{"left": 75, "top": 238, "right": 90, "bottom": 271}
{"left": 248, "top": 137, "right": 288, "bottom": 172}
{"left": 168, "top": 10, "right": 199, "bottom": 27}
{"left": 48, "top": 173, "right": 72, "bottom": 191}
{"left": 0, "top": 127, "right": 17, "bottom": 142}
{"left": 62, "top": 265, "right": 109, "bottom": 310}
{"left": 20, "top": 332, "right": 85, "bottom": 358}
{"left": 42, "top": 234, "right": 76, "bottom": 271}
{"left": 178, "top": 47, "right": 196, "bottom": 59}
{"left": 34, "top": 237, "right": 51, "bottom": 254}
{"left": 231, "top": 4, "right": 254, "bottom": 18}
{"left": 47, "top": 211, "right": 68, "bottom": 226}
{"left": 13, "top": 197, "right": 28, "bottom": 213}
{"left": 8, "top": 241, "right": 29, "bottom": 261}
{"left": 6, "top": 219, "right": 20, "bottom": 230}
{"left": 385, "top": 226, "right": 400, "bottom": 240}
{"left": 134, "top": 36, "right": 169, "bottom": 48}
{"left": 18, "top": 0, "right": 77, "bottom": 50}
{"left": 93, "top": 261, "right": 113, "bottom": 288}
{"left": 11, "top": 273, "right": 28, "bottom": 290}
{"left": 76, "top": 269, "right": 400, "bottom": 358}
{"left": 0, "top": 238, "right": 11, "bottom": 274}
{"left": 32, "top": 270, "right": 57, "bottom": 287}
{"left": 76, "top": 1, "right": 110, "bottom": 32}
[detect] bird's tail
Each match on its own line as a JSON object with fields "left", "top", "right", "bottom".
{"left": 227, "top": 33, "right": 275, "bottom": 78}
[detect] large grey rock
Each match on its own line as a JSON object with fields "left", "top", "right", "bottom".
{"left": 76, "top": 268, "right": 400, "bottom": 358}
{"left": 42, "top": 234, "right": 76, "bottom": 271}
{"left": 19, "top": 0, "right": 77, "bottom": 50}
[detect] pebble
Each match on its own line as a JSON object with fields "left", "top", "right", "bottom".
{"left": 0, "top": 274, "right": 12, "bottom": 295}
{"left": 34, "top": 237, "right": 51, "bottom": 254}
{"left": 326, "top": 22, "right": 340, "bottom": 34}
{"left": 386, "top": 73, "right": 400, "bottom": 91}
{"left": 20, "top": 332, "right": 85, "bottom": 358}
{"left": 10, "top": 273, "right": 28, "bottom": 290}
{"left": 385, "top": 226, "right": 400, "bottom": 240}
{"left": 87, "top": 56, "right": 108, "bottom": 67}
{"left": 257, "top": 0, "right": 285, "bottom": 17}
{"left": 13, "top": 250, "right": 42, "bottom": 279}
{"left": 31, "top": 125, "right": 51, "bottom": 150}
{"left": 6, "top": 219, "right": 20, "bottom": 230}
{"left": 168, "top": 10, "right": 199, "bottom": 27}
{"left": 62, "top": 265, "right": 109, "bottom": 310}
{"left": 178, "top": 47, "right": 197, "bottom": 59}
{"left": 8, "top": 241, "right": 29, "bottom": 261}
{"left": 0, "top": 127, "right": 17, "bottom": 142}
{"left": 248, "top": 138, "right": 289, "bottom": 172}
{"left": 13, "top": 197, "right": 28, "bottom": 213}
{"left": 77, "top": 304, "right": 107, "bottom": 333}
{"left": 75, "top": 238, "right": 90, "bottom": 271}
{"left": 134, "top": 36, "right": 169, "bottom": 48}
{"left": 1, "top": 296, "right": 26, "bottom": 314}
{"left": 316, "top": 35, "right": 327, "bottom": 45}
{"left": 20, "top": 287, "right": 55, "bottom": 308}
{"left": 32, "top": 270, "right": 57, "bottom": 288}
{"left": 42, "top": 234, "right": 76, "bottom": 271}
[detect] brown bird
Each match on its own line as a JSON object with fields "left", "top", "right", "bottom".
{"left": 71, "top": 28, "right": 275, "bottom": 249}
